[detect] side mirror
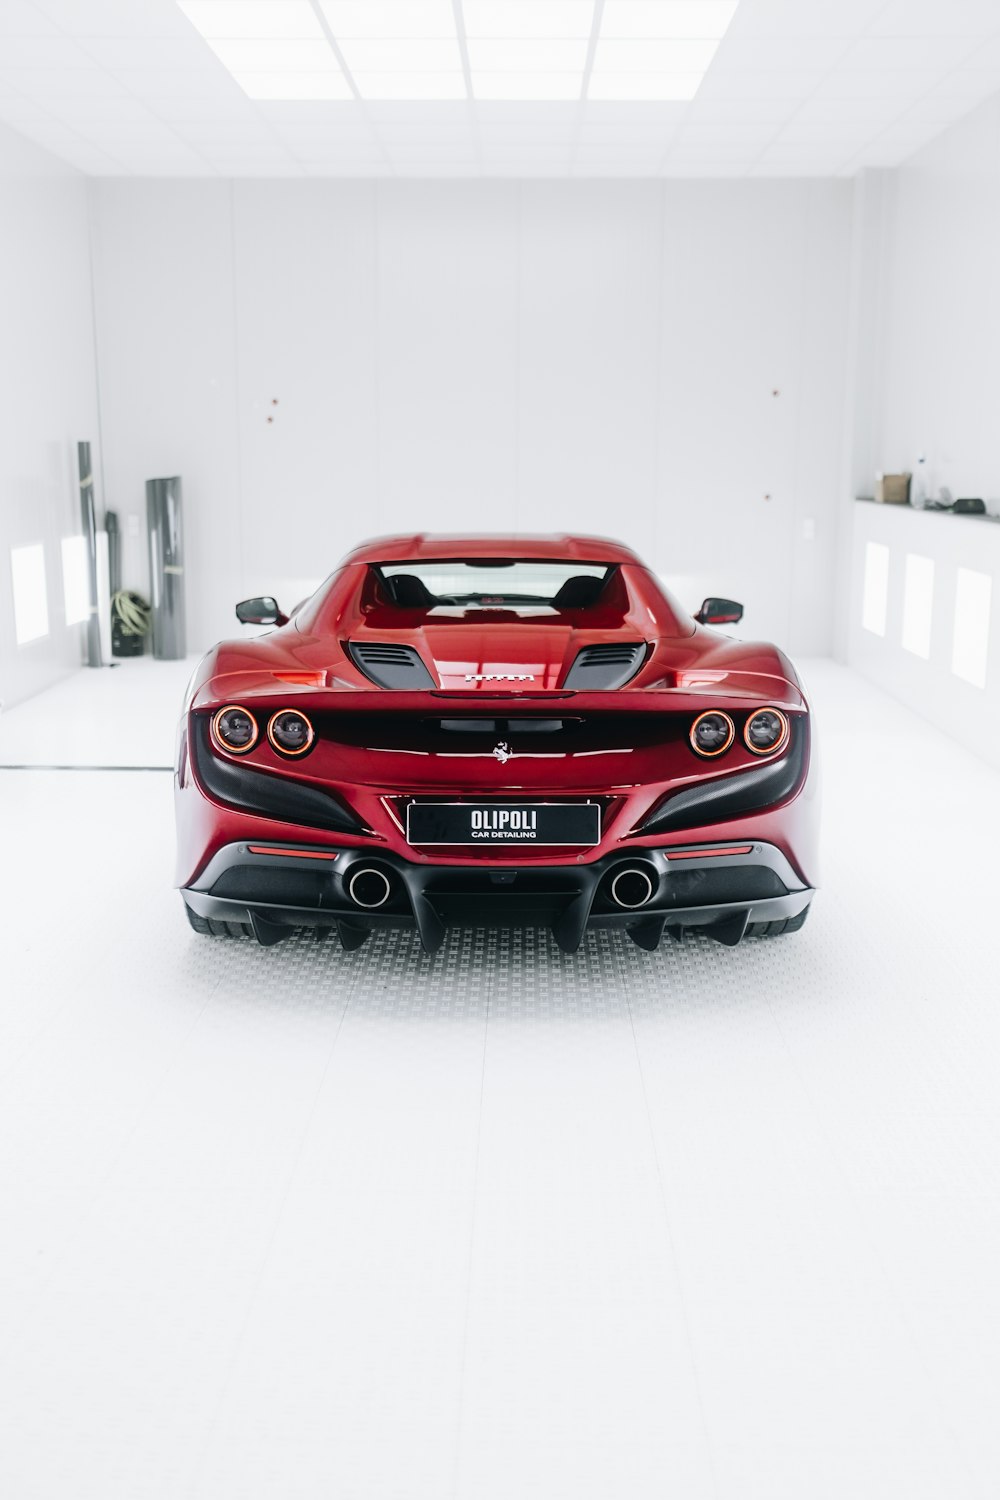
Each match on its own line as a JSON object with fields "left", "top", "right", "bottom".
{"left": 236, "top": 596, "right": 288, "bottom": 627}
{"left": 695, "top": 597, "right": 744, "bottom": 627}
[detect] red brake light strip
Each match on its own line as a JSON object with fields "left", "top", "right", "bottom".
{"left": 247, "top": 845, "right": 338, "bottom": 860}
{"left": 667, "top": 845, "right": 752, "bottom": 861}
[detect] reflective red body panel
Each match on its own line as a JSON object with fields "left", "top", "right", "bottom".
{"left": 175, "top": 535, "right": 818, "bottom": 947}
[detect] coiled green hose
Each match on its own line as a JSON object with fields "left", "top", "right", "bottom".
{"left": 111, "top": 590, "right": 152, "bottom": 637}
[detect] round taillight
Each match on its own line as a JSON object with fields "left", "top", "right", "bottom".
{"left": 211, "top": 705, "right": 258, "bottom": 754}
{"left": 267, "top": 709, "right": 315, "bottom": 757}
{"left": 690, "top": 710, "right": 735, "bottom": 757}
{"left": 744, "top": 707, "right": 789, "bottom": 755}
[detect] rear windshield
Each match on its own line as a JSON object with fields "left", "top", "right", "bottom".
{"left": 378, "top": 560, "right": 612, "bottom": 612}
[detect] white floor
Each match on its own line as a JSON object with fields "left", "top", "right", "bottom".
{"left": 0, "top": 654, "right": 195, "bottom": 768}
{"left": 2, "top": 660, "right": 999, "bottom": 1499}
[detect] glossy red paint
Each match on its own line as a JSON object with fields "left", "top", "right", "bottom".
{"left": 175, "top": 535, "right": 819, "bottom": 932}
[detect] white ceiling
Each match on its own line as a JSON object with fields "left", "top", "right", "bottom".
{"left": 1, "top": 0, "right": 1000, "bottom": 177}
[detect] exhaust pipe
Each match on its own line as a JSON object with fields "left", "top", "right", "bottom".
{"left": 347, "top": 866, "right": 393, "bottom": 909}
{"left": 609, "top": 865, "right": 655, "bottom": 910}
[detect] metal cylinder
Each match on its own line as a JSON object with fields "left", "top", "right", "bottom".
{"left": 146, "top": 476, "right": 186, "bottom": 660}
{"left": 106, "top": 509, "right": 121, "bottom": 596}
{"left": 78, "top": 440, "right": 102, "bottom": 667}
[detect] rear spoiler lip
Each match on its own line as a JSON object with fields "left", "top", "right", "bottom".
{"left": 192, "top": 681, "right": 807, "bottom": 716}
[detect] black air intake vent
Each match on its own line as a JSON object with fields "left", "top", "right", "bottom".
{"left": 640, "top": 719, "right": 807, "bottom": 835}
{"left": 349, "top": 641, "right": 436, "bottom": 689}
{"left": 192, "top": 718, "right": 363, "bottom": 834}
{"left": 564, "top": 642, "right": 646, "bottom": 690}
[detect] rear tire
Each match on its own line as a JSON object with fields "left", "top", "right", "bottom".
{"left": 183, "top": 902, "right": 252, "bottom": 939}
{"left": 746, "top": 905, "right": 810, "bottom": 939}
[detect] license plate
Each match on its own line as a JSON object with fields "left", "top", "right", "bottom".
{"left": 406, "top": 801, "right": 601, "bottom": 846}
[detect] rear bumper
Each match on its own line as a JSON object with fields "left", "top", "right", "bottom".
{"left": 182, "top": 838, "right": 813, "bottom": 953}
{"left": 178, "top": 705, "right": 820, "bottom": 894}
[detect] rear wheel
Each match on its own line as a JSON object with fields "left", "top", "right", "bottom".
{"left": 746, "top": 905, "right": 810, "bottom": 939}
{"left": 183, "top": 902, "right": 252, "bottom": 939}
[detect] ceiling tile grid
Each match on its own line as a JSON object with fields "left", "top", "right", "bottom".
{"left": 0, "top": 0, "right": 997, "bottom": 177}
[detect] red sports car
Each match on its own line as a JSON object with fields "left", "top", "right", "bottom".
{"left": 176, "top": 534, "right": 817, "bottom": 953}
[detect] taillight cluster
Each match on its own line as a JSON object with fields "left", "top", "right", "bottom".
{"left": 211, "top": 705, "right": 315, "bottom": 758}
{"left": 268, "top": 710, "right": 315, "bottom": 756}
{"left": 689, "top": 707, "right": 789, "bottom": 760}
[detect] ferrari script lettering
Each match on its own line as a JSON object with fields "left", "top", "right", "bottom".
{"left": 465, "top": 673, "right": 535, "bottom": 682}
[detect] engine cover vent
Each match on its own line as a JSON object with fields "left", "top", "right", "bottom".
{"left": 563, "top": 641, "right": 646, "bottom": 690}
{"left": 349, "top": 640, "right": 436, "bottom": 689}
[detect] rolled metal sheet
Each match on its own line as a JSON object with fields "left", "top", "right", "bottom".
{"left": 77, "top": 440, "right": 102, "bottom": 667}
{"left": 146, "top": 476, "right": 186, "bottom": 660}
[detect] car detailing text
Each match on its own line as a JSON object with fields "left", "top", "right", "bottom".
{"left": 470, "top": 809, "right": 537, "bottom": 839}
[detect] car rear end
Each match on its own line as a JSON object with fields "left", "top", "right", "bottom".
{"left": 177, "top": 684, "right": 817, "bottom": 952}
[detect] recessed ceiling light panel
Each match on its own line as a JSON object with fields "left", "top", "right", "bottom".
{"left": 353, "top": 72, "right": 468, "bottom": 100}
{"left": 180, "top": 8, "right": 351, "bottom": 100}
{"left": 600, "top": 0, "right": 738, "bottom": 40}
{"left": 597, "top": 37, "right": 720, "bottom": 71}
{"left": 463, "top": 1, "right": 597, "bottom": 38}
{"left": 473, "top": 72, "right": 583, "bottom": 100}
{"left": 178, "top": 0, "right": 326, "bottom": 38}
{"left": 320, "top": 1, "right": 459, "bottom": 38}
{"left": 468, "top": 38, "right": 589, "bottom": 71}
{"left": 182, "top": 0, "right": 738, "bottom": 104}
{"left": 591, "top": 0, "right": 737, "bottom": 99}
{"left": 338, "top": 38, "right": 463, "bottom": 71}
{"left": 208, "top": 37, "right": 339, "bottom": 69}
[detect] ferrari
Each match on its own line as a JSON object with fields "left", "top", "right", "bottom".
{"left": 176, "top": 534, "right": 817, "bottom": 953}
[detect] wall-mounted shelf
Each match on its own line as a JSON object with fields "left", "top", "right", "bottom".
{"left": 855, "top": 495, "right": 999, "bottom": 525}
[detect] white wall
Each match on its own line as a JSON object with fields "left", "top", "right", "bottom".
{"left": 91, "top": 178, "right": 853, "bottom": 657}
{"left": 0, "top": 124, "right": 101, "bottom": 710}
{"left": 90, "top": 181, "right": 244, "bottom": 668}
{"left": 841, "top": 95, "right": 1000, "bottom": 749}
{"left": 876, "top": 95, "right": 1000, "bottom": 507}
